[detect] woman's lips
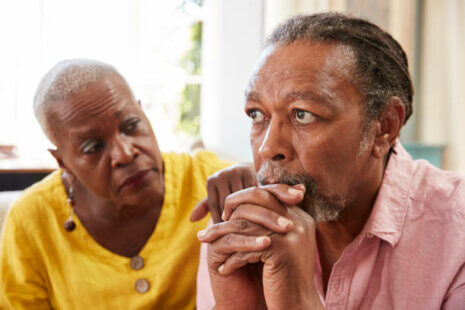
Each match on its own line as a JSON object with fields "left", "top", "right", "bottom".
{"left": 119, "top": 169, "right": 152, "bottom": 191}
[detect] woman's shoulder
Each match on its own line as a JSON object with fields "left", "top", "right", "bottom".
{"left": 162, "top": 150, "right": 232, "bottom": 178}
{"left": 8, "top": 170, "right": 65, "bottom": 221}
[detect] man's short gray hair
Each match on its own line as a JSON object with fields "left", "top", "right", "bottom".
{"left": 33, "top": 59, "right": 121, "bottom": 143}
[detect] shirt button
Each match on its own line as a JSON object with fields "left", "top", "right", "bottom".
{"left": 135, "top": 278, "right": 150, "bottom": 294}
{"left": 130, "top": 256, "right": 144, "bottom": 270}
{"left": 367, "top": 232, "right": 374, "bottom": 238}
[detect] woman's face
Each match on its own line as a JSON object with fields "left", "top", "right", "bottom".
{"left": 49, "top": 74, "right": 164, "bottom": 207}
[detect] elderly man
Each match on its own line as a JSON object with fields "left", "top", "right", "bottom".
{"left": 196, "top": 13, "right": 465, "bottom": 309}
{"left": 0, "top": 59, "right": 256, "bottom": 309}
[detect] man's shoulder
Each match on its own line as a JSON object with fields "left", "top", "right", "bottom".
{"left": 409, "top": 159, "right": 465, "bottom": 220}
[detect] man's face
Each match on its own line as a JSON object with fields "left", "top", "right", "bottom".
{"left": 246, "top": 41, "right": 377, "bottom": 222}
{"left": 50, "top": 74, "right": 164, "bottom": 207}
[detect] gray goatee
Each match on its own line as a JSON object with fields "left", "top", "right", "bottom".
{"left": 257, "top": 161, "right": 343, "bottom": 223}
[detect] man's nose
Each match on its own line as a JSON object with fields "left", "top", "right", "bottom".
{"left": 110, "top": 135, "right": 138, "bottom": 168}
{"left": 258, "top": 119, "right": 292, "bottom": 162}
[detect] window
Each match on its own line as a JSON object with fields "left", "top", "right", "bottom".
{"left": 0, "top": 0, "right": 203, "bottom": 168}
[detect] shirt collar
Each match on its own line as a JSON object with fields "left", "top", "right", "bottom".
{"left": 363, "top": 141, "right": 413, "bottom": 247}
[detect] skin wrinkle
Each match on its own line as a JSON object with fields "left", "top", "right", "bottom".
{"left": 266, "top": 13, "right": 413, "bottom": 124}
{"left": 247, "top": 41, "right": 381, "bottom": 226}
{"left": 52, "top": 78, "right": 130, "bottom": 126}
{"left": 32, "top": 59, "right": 166, "bottom": 257}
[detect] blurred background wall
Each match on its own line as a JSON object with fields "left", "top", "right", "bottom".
{"left": 202, "top": 0, "right": 465, "bottom": 174}
{"left": 0, "top": 0, "right": 464, "bottom": 176}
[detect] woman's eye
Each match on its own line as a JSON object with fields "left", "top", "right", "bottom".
{"left": 294, "top": 109, "right": 316, "bottom": 124}
{"left": 248, "top": 109, "right": 265, "bottom": 123}
{"left": 82, "top": 141, "right": 103, "bottom": 154}
{"left": 124, "top": 119, "right": 140, "bottom": 132}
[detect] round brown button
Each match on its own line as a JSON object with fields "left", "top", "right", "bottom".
{"left": 135, "top": 278, "right": 150, "bottom": 294}
{"left": 130, "top": 256, "right": 144, "bottom": 270}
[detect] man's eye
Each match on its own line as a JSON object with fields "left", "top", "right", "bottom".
{"left": 294, "top": 109, "right": 316, "bottom": 124}
{"left": 82, "top": 141, "right": 103, "bottom": 154}
{"left": 248, "top": 109, "right": 265, "bottom": 123}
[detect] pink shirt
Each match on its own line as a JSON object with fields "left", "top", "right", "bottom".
{"left": 197, "top": 142, "right": 465, "bottom": 309}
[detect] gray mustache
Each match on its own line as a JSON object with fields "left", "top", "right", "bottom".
{"left": 257, "top": 161, "right": 316, "bottom": 189}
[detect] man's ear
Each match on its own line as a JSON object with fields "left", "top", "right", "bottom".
{"left": 372, "top": 97, "right": 405, "bottom": 159}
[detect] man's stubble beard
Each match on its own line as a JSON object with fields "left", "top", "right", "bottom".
{"left": 257, "top": 161, "right": 345, "bottom": 223}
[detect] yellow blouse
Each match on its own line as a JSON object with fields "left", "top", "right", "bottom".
{"left": 0, "top": 151, "right": 231, "bottom": 309}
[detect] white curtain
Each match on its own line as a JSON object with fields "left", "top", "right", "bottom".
{"left": 419, "top": 0, "right": 465, "bottom": 174}
{"left": 0, "top": 0, "right": 202, "bottom": 166}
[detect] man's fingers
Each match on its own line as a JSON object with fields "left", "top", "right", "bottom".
{"left": 216, "top": 178, "right": 231, "bottom": 221}
{"left": 190, "top": 198, "right": 209, "bottom": 222}
{"left": 223, "top": 187, "right": 286, "bottom": 221}
{"left": 229, "top": 203, "right": 293, "bottom": 233}
{"left": 198, "top": 219, "right": 270, "bottom": 243}
{"left": 210, "top": 234, "right": 271, "bottom": 256}
{"left": 242, "top": 168, "right": 258, "bottom": 188}
{"left": 260, "top": 183, "right": 306, "bottom": 206}
{"left": 218, "top": 251, "right": 264, "bottom": 275}
{"left": 207, "top": 180, "right": 222, "bottom": 223}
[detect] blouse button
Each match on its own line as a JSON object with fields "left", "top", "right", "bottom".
{"left": 130, "top": 256, "right": 144, "bottom": 270}
{"left": 135, "top": 278, "right": 150, "bottom": 294}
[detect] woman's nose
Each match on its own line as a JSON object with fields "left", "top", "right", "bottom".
{"left": 110, "top": 136, "right": 138, "bottom": 168}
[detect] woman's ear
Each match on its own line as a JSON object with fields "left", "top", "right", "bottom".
{"left": 48, "top": 148, "right": 65, "bottom": 167}
{"left": 49, "top": 148, "right": 77, "bottom": 186}
{"left": 49, "top": 148, "right": 73, "bottom": 176}
{"left": 372, "top": 97, "right": 405, "bottom": 159}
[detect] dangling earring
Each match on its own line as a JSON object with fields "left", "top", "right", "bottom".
{"left": 64, "top": 186, "right": 76, "bottom": 232}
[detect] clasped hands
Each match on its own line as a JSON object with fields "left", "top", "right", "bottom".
{"left": 195, "top": 177, "right": 323, "bottom": 310}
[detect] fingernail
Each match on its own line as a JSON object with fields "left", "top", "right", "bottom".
{"left": 277, "top": 216, "right": 293, "bottom": 229}
{"left": 255, "top": 236, "right": 268, "bottom": 244}
{"left": 288, "top": 187, "right": 303, "bottom": 197}
{"left": 221, "top": 210, "right": 226, "bottom": 221}
{"left": 197, "top": 229, "right": 206, "bottom": 239}
{"left": 218, "top": 264, "right": 224, "bottom": 274}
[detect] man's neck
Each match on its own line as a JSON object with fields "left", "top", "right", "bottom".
{"left": 314, "top": 153, "right": 390, "bottom": 292}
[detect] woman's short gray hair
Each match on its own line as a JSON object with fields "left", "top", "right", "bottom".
{"left": 33, "top": 59, "right": 120, "bottom": 143}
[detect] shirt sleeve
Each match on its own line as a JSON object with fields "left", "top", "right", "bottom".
{"left": 442, "top": 266, "right": 465, "bottom": 310}
{"left": 0, "top": 206, "right": 51, "bottom": 310}
{"left": 196, "top": 219, "right": 216, "bottom": 310}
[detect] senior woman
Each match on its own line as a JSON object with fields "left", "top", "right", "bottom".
{"left": 0, "top": 59, "right": 255, "bottom": 309}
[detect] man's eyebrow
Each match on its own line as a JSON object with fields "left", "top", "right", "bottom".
{"left": 245, "top": 91, "right": 261, "bottom": 103}
{"left": 283, "top": 90, "right": 333, "bottom": 105}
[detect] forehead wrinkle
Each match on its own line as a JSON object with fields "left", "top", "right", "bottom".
{"left": 57, "top": 81, "right": 131, "bottom": 125}
{"left": 282, "top": 90, "right": 337, "bottom": 113}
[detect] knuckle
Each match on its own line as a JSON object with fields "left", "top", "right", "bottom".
{"left": 261, "top": 189, "right": 272, "bottom": 201}
{"left": 234, "top": 219, "right": 249, "bottom": 231}
{"left": 223, "top": 234, "right": 233, "bottom": 245}
{"left": 206, "top": 176, "right": 217, "bottom": 189}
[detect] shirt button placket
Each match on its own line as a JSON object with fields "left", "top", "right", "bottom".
{"left": 130, "top": 256, "right": 145, "bottom": 270}
{"left": 130, "top": 256, "right": 150, "bottom": 294}
{"left": 135, "top": 278, "right": 150, "bottom": 294}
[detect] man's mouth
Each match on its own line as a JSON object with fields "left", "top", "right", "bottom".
{"left": 118, "top": 169, "right": 152, "bottom": 191}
